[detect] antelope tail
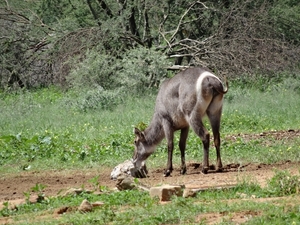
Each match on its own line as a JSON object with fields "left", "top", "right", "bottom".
{"left": 222, "top": 76, "right": 229, "bottom": 94}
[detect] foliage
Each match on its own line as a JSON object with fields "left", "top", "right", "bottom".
{"left": 68, "top": 46, "right": 170, "bottom": 92}
{"left": 1, "top": 174, "right": 300, "bottom": 224}
{"left": 0, "top": 73, "right": 299, "bottom": 171}
{"left": 1, "top": 0, "right": 300, "bottom": 90}
{"left": 269, "top": 0, "right": 300, "bottom": 45}
{"left": 67, "top": 49, "right": 118, "bottom": 90}
{"left": 68, "top": 88, "right": 121, "bottom": 111}
{"left": 36, "top": 0, "right": 96, "bottom": 28}
{"left": 267, "top": 170, "right": 300, "bottom": 196}
{"left": 116, "top": 47, "right": 171, "bottom": 91}
{"left": 65, "top": 46, "right": 170, "bottom": 110}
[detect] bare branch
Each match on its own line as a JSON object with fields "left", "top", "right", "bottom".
{"left": 196, "top": 1, "right": 208, "bottom": 9}
{"left": 166, "top": 65, "right": 190, "bottom": 70}
{"left": 169, "top": 2, "right": 197, "bottom": 43}
{"left": 4, "top": 0, "right": 10, "bottom": 9}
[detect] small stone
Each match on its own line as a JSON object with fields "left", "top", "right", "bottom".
{"left": 78, "top": 199, "right": 93, "bottom": 213}
{"left": 63, "top": 188, "right": 91, "bottom": 196}
{"left": 92, "top": 201, "right": 105, "bottom": 207}
{"left": 111, "top": 160, "right": 148, "bottom": 180}
{"left": 28, "top": 194, "right": 39, "bottom": 204}
{"left": 183, "top": 188, "right": 197, "bottom": 198}
{"left": 149, "top": 185, "right": 183, "bottom": 201}
{"left": 116, "top": 175, "right": 136, "bottom": 190}
{"left": 63, "top": 188, "right": 84, "bottom": 196}
{"left": 237, "top": 192, "right": 248, "bottom": 199}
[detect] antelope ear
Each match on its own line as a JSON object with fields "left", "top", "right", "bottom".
{"left": 134, "top": 127, "right": 145, "bottom": 141}
{"left": 134, "top": 127, "right": 141, "bottom": 136}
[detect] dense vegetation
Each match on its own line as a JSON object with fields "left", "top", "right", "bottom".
{"left": 0, "top": 0, "right": 299, "bottom": 173}
{"left": 1, "top": 169, "right": 300, "bottom": 224}
{"left": 1, "top": 0, "right": 300, "bottom": 94}
{"left": 0, "top": 1, "right": 300, "bottom": 224}
{"left": 0, "top": 75, "right": 299, "bottom": 171}
{"left": 1, "top": 77, "right": 300, "bottom": 224}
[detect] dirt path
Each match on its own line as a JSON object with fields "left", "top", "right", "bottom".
{"left": 0, "top": 130, "right": 299, "bottom": 225}
{"left": 1, "top": 163, "right": 299, "bottom": 225}
{"left": 1, "top": 161, "right": 299, "bottom": 203}
{"left": 0, "top": 130, "right": 299, "bottom": 207}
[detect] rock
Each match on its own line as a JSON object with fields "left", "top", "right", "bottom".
{"left": 149, "top": 185, "right": 183, "bottom": 201}
{"left": 92, "top": 201, "right": 105, "bottom": 207}
{"left": 116, "top": 175, "right": 136, "bottom": 190}
{"left": 62, "top": 188, "right": 92, "bottom": 196}
{"left": 237, "top": 192, "right": 248, "bottom": 199}
{"left": 111, "top": 159, "right": 148, "bottom": 180}
{"left": 78, "top": 199, "right": 93, "bottom": 213}
{"left": 183, "top": 188, "right": 197, "bottom": 198}
{"left": 28, "top": 194, "right": 41, "bottom": 204}
{"left": 111, "top": 160, "right": 135, "bottom": 180}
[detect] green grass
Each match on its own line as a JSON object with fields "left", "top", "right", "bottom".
{"left": 0, "top": 73, "right": 300, "bottom": 224}
{"left": 0, "top": 88, "right": 157, "bottom": 171}
{"left": 223, "top": 87, "right": 300, "bottom": 133}
{"left": 2, "top": 170, "right": 300, "bottom": 224}
{"left": 0, "top": 75, "right": 300, "bottom": 170}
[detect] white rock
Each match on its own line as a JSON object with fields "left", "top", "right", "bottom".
{"left": 110, "top": 160, "right": 135, "bottom": 180}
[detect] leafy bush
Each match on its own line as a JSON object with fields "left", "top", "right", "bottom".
{"left": 116, "top": 47, "right": 171, "bottom": 93}
{"left": 67, "top": 49, "right": 119, "bottom": 91}
{"left": 66, "top": 46, "right": 170, "bottom": 110}
{"left": 269, "top": 0, "right": 300, "bottom": 45}
{"left": 65, "top": 87, "right": 121, "bottom": 111}
{"left": 267, "top": 170, "right": 300, "bottom": 196}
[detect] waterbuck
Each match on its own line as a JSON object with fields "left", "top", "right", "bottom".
{"left": 133, "top": 67, "right": 228, "bottom": 177}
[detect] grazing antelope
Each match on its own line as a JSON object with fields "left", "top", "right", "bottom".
{"left": 133, "top": 67, "right": 228, "bottom": 177}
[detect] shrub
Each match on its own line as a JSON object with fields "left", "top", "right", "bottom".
{"left": 267, "top": 170, "right": 300, "bottom": 196}
{"left": 67, "top": 49, "right": 119, "bottom": 91}
{"left": 116, "top": 47, "right": 171, "bottom": 93}
{"left": 66, "top": 46, "right": 170, "bottom": 111}
{"left": 67, "top": 87, "right": 121, "bottom": 111}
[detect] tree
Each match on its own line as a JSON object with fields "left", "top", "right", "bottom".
{"left": 0, "top": 0, "right": 52, "bottom": 89}
{"left": 1, "top": 0, "right": 299, "bottom": 90}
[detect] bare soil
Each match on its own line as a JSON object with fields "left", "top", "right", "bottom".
{"left": 1, "top": 160, "right": 299, "bottom": 202}
{"left": 0, "top": 130, "right": 299, "bottom": 224}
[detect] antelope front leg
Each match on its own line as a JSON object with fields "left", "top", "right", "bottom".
{"left": 163, "top": 125, "right": 174, "bottom": 177}
{"left": 164, "top": 139, "right": 174, "bottom": 177}
{"left": 179, "top": 127, "right": 189, "bottom": 175}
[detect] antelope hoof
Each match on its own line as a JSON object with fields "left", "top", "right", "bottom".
{"left": 130, "top": 168, "right": 147, "bottom": 178}
{"left": 180, "top": 167, "right": 187, "bottom": 175}
{"left": 216, "top": 167, "right": 223, "bottom": 173}
{"left": 164, "top": 169, "right": 172, "bottom": 177}
{"left": 202, "top": 167, "right": 209, "bottom": 174}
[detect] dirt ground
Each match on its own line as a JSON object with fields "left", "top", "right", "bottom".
{"left": 0, "top": 130, "right": 299, "bottom": 211}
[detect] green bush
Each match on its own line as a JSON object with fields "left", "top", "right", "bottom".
{"left": 67, "top": 49, "right": 118, "bottom": 91}
{"left": 65, "top": 87, "right": 121, "bottom": 111}
{"left": 269, "top": 0, "right": 300, "bottom": 45}
{"left": 116, "top": 47, "right": 171, "bottom": 93}
{"left": 66, "top": 46, "right": 170, "bottom": 110}
{"left": 267, "top": 170, "right": 300, "bottom": 196}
